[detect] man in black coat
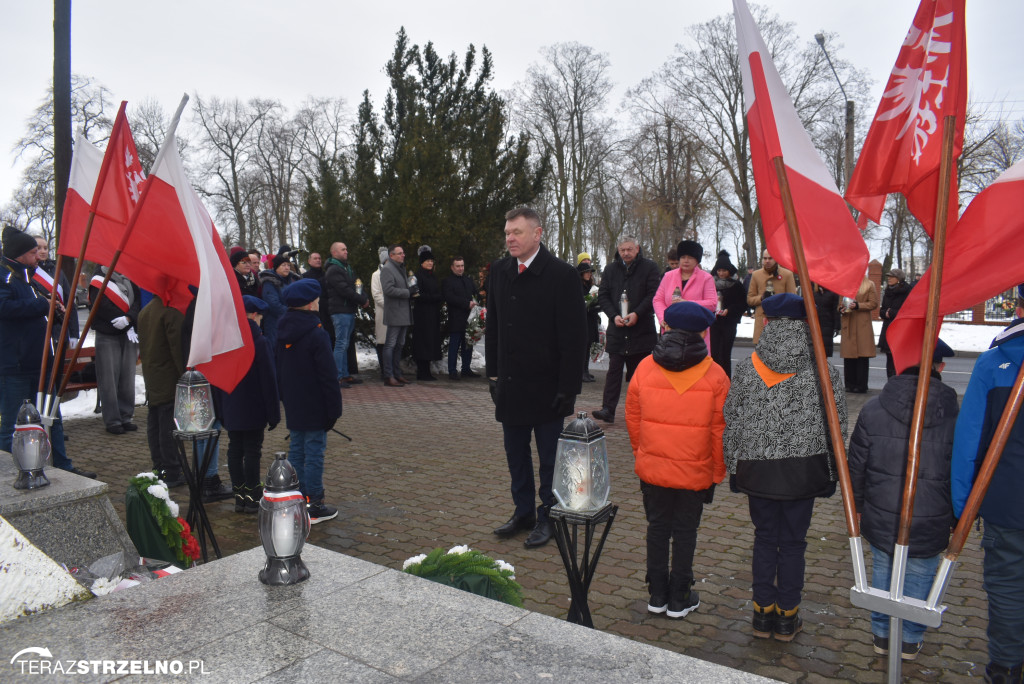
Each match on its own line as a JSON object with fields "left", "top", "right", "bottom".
{"left": 485, "top": 206, "right": 586, "bottom": 548}
{"left": 442, "top": 255, "right": 479, "bottom": 380}
{"left": 592, "top": 236, "right": 661, "bottom": 423}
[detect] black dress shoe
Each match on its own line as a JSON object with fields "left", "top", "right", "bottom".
{"left": 461, "top": 369, "right": 480, "bottom": 378}
{"left": 121, "top": 422, "right": 139, "bottom": 432}
{"left": 494, "top": 513, "right": 536, "bottom": 537}
{"left": 68, "top": 466, "right": 98, "bottom": 479}
{"left": 106, "top": 425, "right": 125, "bottom": 435}
{"left": 582, "top": 373, "right": 596, "bottom": 383}
{"left": 524, "top": 520, "right": 554, "bottom": 548}
{"left": 342, "top": 376, "right": 364, "bottom": 385}
{"left": 592, "top": 408, "right": 614, "bottom": 423}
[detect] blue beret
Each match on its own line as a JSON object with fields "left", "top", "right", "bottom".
{"left": 762, "top": 293, "right": 806, "bottom": 319}
{"left": 282, "top": 279, "right": 321, "bottom": 307}
{"left": 242, "top": 295, "right": 267, "bottom": 313}
{"left": 664, "top": 302, "right": 715, "bottom": 331}
{"left": 934, "top": 337, "right": 954, "bottom": 361}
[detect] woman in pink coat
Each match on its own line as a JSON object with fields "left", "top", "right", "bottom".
{"left": 653, "top": 240, "right": 717, "bottom": 351}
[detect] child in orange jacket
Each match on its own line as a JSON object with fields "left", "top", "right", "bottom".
{"left": 626, "top": 301, "right": 730, "bottom": 618}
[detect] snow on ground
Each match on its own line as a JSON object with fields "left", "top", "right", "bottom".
{"left": 735, "top": 317, "right": 1002, "bottom": 353}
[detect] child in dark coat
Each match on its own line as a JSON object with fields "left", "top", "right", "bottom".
{"left": 275, "top": 279, "right": 343, "bottom": 523}
{"left": 218, "top": 296, "right": 280, "bottom": 513}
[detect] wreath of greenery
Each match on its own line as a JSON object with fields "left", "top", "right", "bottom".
{"left": 128, "top": 472, "right": 200, "bottom": 565}
{"left": 403, "top": 546, "right": 523, "bottom": 607}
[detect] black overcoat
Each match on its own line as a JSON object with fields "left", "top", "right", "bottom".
{"left": 485, "top": 244, "right": 586, "bottom": 425}
{"left": 218, "top": 319, "right": 281, "bottom": 432}
{"left": 275, "top": 310, "right": 342, "bottom": 431}
{"left": 596, "top": 252, "right": 660, "bottom": 356}
{"left": 443, "top": 274, "right": 478, "bottom": 334}
{"left": 412, "top": 267, "right": 443, "bottom": 361}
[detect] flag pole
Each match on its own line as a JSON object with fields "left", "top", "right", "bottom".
{"left": 770, "top": 156, "right": 867, "bottom": 592}
{"left": 37, "top": 252, "right": 66, "bottom": 412}
{"left": 52, "top": 95, "right": 190, "bottom": 408}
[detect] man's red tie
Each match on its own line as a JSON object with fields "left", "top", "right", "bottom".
{"left": 518, "top": 263, "right": 526, "bottom": 274}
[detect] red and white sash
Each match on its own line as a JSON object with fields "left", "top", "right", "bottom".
{"left": 32, "top": 268, "right": 64, "bottom": 304}
{"left": 90, "top": 274, "right": 130, "bottom": 313}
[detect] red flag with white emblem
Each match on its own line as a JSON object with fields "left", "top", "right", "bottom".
{"left": 845, "top": 0, "right": 967, "bottom": 235}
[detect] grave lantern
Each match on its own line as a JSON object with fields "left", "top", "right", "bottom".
{"left": 258, "top": 453, "right": 310, "bottom": 585}
{"left": 552, "top": 411, "right": 610, "bottom": 512}
{"left": 11, "top": 400, "right": 51, "bottom": 490}
{"left": 173, "top": 369, "right": 215, "bottom": 433}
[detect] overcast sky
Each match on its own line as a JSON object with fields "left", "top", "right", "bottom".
{"left": 2, "top": 0, "right": 1022, "bottom": 208}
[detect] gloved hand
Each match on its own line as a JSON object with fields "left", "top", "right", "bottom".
{"left": 704, "top": 483, "right": 717, "bottom": 504}
{"left": 325, "top": 418, "right": 338, "bottom": 432}
{"left": 729, "top": 474, "right": 739, "bottom": 493}
{"left": 488, "top": 379, "right": 498, "bottom": 404}
{"left": 760, "top": 293, "right": 772, "bottom": 304}
{"left": 409, "top": 284, "right": 420, "bottom": 297}
{"left": 111, "top": 315, "right": 130, "bottom": 330}
{"left": 551, "top": 393, "right": 575, "bottom": 417}
{"left": 126, "top": 327, "right": 139, "bottom": 343}
{"left": 267, "top": 422, "right": 278, "bottom": 432}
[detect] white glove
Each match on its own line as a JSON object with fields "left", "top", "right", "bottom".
{"left": 111, "top": 316, "right": 130, "bottom": 330}
{"left": 126, "top": 327, "right": 139, "bottom": 344}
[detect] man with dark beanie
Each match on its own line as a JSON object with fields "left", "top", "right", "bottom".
{"left": 0, "top": 226, "right": 95, "bottom": 478}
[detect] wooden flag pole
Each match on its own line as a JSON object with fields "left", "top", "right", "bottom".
{"left": 770, "top": 156, "right": 867, "bottom": 591}
{"left": 37, "top": 252, "right": 66, "bottom": 409}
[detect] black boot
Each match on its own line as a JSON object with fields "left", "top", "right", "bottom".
{"left": 774, "top": 605, "right": 802, "bottom": 642}
{"left": 233, "top": 485, "right": 246, "bottom": 513}
{"left": 752, "top": 601, "right": 776, "bottom": 639}
{"left": 245, "top": 484, "right": 263, "bottom": 514}
{"left": 986, "top": 663, "right": 1024, "bottom": 684}
{"left": 666, "top": 574, "right": 699, "bottom": 619}
{"left": 646, "top": 571, "right": 669, "bottom": 614}
{"left": 202, "top": 473, "right": 234, "bottom": 503}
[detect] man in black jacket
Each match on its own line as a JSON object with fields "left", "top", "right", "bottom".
{"left": 325, "top": 242, "right": 368, "bottom": 389}
{"left": 89, "top": 266, "right": 141, "bottom": 435}
{"left": 592, "top": 236, "right": 660, "bottom": 423}
{"left": 486, "top": 207, "right": 586, "bottom": 548}
{"left": 442, "top": 256, "right": 479, "bottom": 380}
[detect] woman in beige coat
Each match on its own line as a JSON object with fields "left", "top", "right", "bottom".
{"left": 840, "top": 276, "right": 878, "bottom": 393}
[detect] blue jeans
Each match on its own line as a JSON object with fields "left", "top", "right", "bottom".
{"left": 447, "top": 331, "right": 473, "bottom": 375}
{"left": 0, "top": 374, "right": 72, "bottom": 470}
{"left": 196, "top": 419, "right": 221, "bottom": 478}
{"left": 288, "top": 429, "right": 326, "bottom": 500}
{"left": 331, "top": 313, "right": 355, "bottom": 379}
{"left": 870, "top": 545, "right": 940, "bottom": 644}
{"left": 501, "top": 418, "right": 563, "bottom": 520}
{"left": 982, "top": 522, "right": 1024, "bottom": 668}
{"left": 381, "top": 325, "right": 407, "bottom": 380}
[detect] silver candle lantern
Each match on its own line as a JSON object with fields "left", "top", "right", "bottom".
{"left": 258, "top": 453, "right": 311, "bottom": 585}
{"left": 11, "top": 400, "right": 51, "bottom": 490}
{"left": 173, "top": 369, "right": 215, "bottom": 433}
{"left": 552, "top": 412, "right": 610, "bottom": 512}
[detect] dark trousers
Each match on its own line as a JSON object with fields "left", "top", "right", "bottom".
{"left": 885, "top": 352, "right": 897, "bottom": 378}
{"left": 146, "top": 402, "right": 181, "bottom": 479}
{"left": 710, "top": 321, "right": 738, "bottom": 377}
{"left": 983, "top": 522, "right": 1024, "bottom": 668}
{"left": 447, "top": 330, "right": 473, "bottom": 375}
{"left": 226, "top": 428, "right": 265, "bottom": 489}
{"left": 844, "top": 356, "right": 870, "bottom": 391}
{"left": 601, "top": 352, "right": 646, "bottom": 415}
{"left": 818, "top": 325, "right": 835, "bottom": 359}
{"left": 502, "top": 418, "right": 563, "bottom": 520}
{"left": 748, "top": 495, "right": 815, "bottom": 610}
{"left": 641, "top": 481, "right": 706, "bottom": 583}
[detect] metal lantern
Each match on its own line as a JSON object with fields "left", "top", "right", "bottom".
{"left": 258, "top": 453, "right": 311, "bottom": 585}
{"left": 173, "top": 369, "right": 215, "bottom": 433}
{"left": 11, "top": 400, "right": 51, "bottom": 489}
{"left": 552, "top": 411, "right": 610, "bottom": 512}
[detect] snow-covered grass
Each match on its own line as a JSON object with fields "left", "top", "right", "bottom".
{"left": 735, "top": 317, "right": 1002, "bottom": 353}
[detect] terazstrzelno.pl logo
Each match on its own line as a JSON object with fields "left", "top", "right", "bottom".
{"left": 10, "top": 646, "right": 208, "bottom": 676}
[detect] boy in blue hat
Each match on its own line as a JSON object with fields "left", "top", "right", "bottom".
{"left": 276, "top": 279, "right": 343, "bottom": 523}
{"left": 848, "top": 338, "right": 958, "bottom": 661}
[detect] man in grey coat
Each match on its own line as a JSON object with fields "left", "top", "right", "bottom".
{"left": 379, "top": 244, "right": 417, "bottom": 387}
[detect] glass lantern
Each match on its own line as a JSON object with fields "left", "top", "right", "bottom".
{"left": 552, "top": 411, "right": 610, "bottom": 512}
{"left": 173, "top": 369, "right": 215, "bottom": 433}
{"left": 258, "top": 453, "right": 311, "bottom": 585}
{"left": 12, "top": 400, "right": 51, "bottom": 489}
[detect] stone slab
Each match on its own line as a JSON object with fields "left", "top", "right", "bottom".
{"left": 1, "top": 545, "right": 775, "bottom": 683}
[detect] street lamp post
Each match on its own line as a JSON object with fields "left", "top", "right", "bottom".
{"left": 815, "top": 33, "right": 855, "bottom": 193}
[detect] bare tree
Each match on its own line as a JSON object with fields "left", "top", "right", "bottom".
{"left": 129, "top": 98, "right": 190, "bottom": 173}
{"left": 514, "top": 42, "right": 618, "bottom": 260}
{"left": 294, "top": 96, "right": 351, "bottom": 179}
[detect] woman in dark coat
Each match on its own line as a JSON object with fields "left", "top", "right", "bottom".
{"left": 580, "top": 262, "right": 600, "bottom": 382}
{"left": 813, "top": 285, "right": 842, "bottom": 359}
{"left": 879, "top": 269, "right": 913, "bottom": 377}
{"left": 412, "top": 246, "right": 443, "bottom": 380}
{"left": 710, "top": 251, "right": 746, "bottom": 377}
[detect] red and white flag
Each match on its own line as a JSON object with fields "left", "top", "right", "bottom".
{"left": 130, "top": 97, "right": 252, "bottom": 392}
{"left": 59, "top": 133, "right": 104, "bottom": 255}
{"left": 845, "top": 0, "right": 967, "bottom": 235}
{"left": 887, "top": 159, "right": 1024, "bottom": 372}
{"left": 734, "top": 0, "right": 869, "bottom": 297}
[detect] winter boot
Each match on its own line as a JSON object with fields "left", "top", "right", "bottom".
{"left": 666, "top": 575, "right": 699, "bottom": 619}
{"left": 646, "top": 571, "right": 669, "bottom": 615}
{"left": 245, "top": 484, "right": 263, "bottom": 514}
{"left": 202, "top": 473, "right": 234, "bottom": 503}
{"left": 233, "top": 485, "right": 246, "bottom": 513}
{"left": 985, "top": 662, "right": 1024, "bottom": 684}
{"left": 752, "top": 601, "right": 776, "bottom": 638}
{"left": 307, "top": 498, "right": 338, "bottom": 524}
{"left": 774, "top": 605, "right": 803, "bottom": 642}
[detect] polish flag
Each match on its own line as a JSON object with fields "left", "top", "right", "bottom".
{"left": 130, "top": 98, "right": 252, "bottom": 392}
{"left": 59, "top": 133, "right": 104, "bottom": 254}
{"left": 845, "top": 0, "right": 967, "bottom": 236}
{"left": 887, "top": 159, "right": 1024, "bottom": 373}
{"left": 734, "top": 0, "right": 869, "bottom": 297}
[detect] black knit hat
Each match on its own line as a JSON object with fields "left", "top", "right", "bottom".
{"left": 2, "top": 227, "right": 38, "bottom": 260}
{"left": 272, "top": 254, "right": 289, "bottom": 270}
{"left": 712, "top": 250, "right": 737, "bottom": 275}
{"left": 676, "top": 239, "right": 703, "bottom": 262}
{"left": 577, "top": 262, "right": 593, "bottom": 274}
{"left": 418, "top": 245, "right": 435, "bottom": 263}
{"left": 230, "top": 250, "right": 250, "bottom": 267}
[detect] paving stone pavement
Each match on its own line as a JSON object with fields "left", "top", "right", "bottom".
{"left": 66, "top": 368, "right": 990, "bottom": 683}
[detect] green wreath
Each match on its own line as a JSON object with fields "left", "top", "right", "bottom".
{"left": 403, "top": 546, "right": 523, "bottom": 607}
{"left": 127, "top": 472, "right": 197, "bottom": 565}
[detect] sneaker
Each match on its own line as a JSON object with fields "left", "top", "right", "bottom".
{"left": 774, "top": 606, "right": 803, "bottom": 642}
{"left": 666, "top": 590, "right": 699, "bottom": 619}
{"left": 872, "top": 634, "right": 889, "bottom": 655}
{"left": 752, "top": 601, "right": 776, "bottom": 639}
{"left": 901, "top": 641, "right": 923, "bottom": 661}
{"left": 647, "top": 594, "right": 668, "bottom": 615}
{"left": 592, "top": 408, "right": 614, "bottom": 423}
{"left": 307, "top": 499, "right": 338, "bottom": 524}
